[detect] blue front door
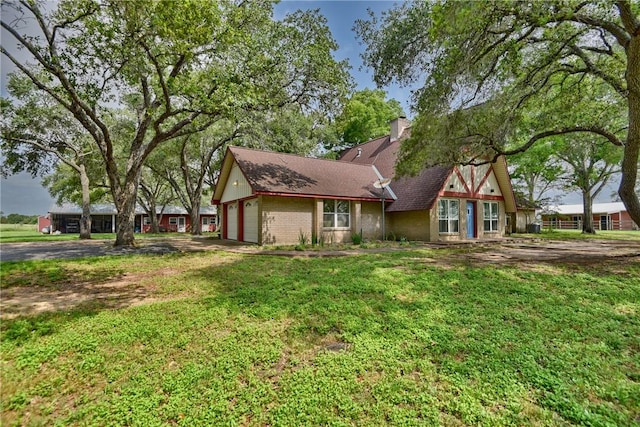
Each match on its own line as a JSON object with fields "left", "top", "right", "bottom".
{"left": 467, "top": 201, "right": 475, "bottom": 238}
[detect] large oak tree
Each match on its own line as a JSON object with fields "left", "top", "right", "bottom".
{"left": 357, "top": 0, "right": 640, "bottom": 227}
{"left": 1, "top": 0, "right": 350, "bottom": 246}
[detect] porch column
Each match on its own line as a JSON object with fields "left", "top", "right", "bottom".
{"left": 112, "top": 214, "right": 116, "bottom": 233}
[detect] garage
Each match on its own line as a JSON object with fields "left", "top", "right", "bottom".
{"left": 243, "top": 199, "right": 259, "bottom": 243}
{"left": 226, "top": 202, "right": 238, "bottom": 240}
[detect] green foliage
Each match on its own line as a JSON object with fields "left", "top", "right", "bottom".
{"left": 1, "top": 248, "right": 639, "bottom": 425}
{"left": 334, "top": 89, "right": 404, "bottom": 149}
{"left": 42, "top": 163, "right": 111, "bottom": 206}
{"left": 297, "top": 229, "right": 309, "bottom": 246}
{"left": 1, "top": 0, "right": 352, "bottom": 245}
{"left": 509, "top": 141, "right": 564, "bottom": 205}
{"left": 355, "top": 0, "right": 640, "bottom": 228}
{"left": 0, "top": 214, "right": 38, "bottom": 225}
{"left": 350, "top": 231, "right": 363, "bottom": 245}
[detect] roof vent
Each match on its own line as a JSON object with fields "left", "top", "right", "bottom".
{"left": 356, "top": 148, "right": 362, "bottom": 158}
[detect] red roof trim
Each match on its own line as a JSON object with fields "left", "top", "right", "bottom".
{"left": 454, "top": 167, "right": 471, "bottom": 194}
{"left": 255, "top": 191, "right": 391, "bottom": 203}
{"left": 439, "top": 191, "right": 505, "bottom": 201}
{"left": 475, "top": 166, "right": 493, "bottom": 194}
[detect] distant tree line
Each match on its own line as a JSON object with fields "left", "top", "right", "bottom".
{"left": 0, "top": 213, "right": 38, "bottom": 224}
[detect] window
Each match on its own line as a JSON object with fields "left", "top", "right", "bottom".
{"left": 438, "top": 199, "right": 459, "bottom": 233}
{"left": 169, "top": 217, "right": 177, "bottom": 225}
{"left": 483, "top": 202, "right": 499, "bottom": 232}
{"left": 323, "top": 200, "right": 350, "bottom": 228}
{"left": 202, "top": 217, "right": 209, "bottom": 226}
{"left": 143, "top": 217, "right": 151, "bottom": 225}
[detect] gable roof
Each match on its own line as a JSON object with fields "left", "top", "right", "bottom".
{"left": 212, "top": 146, "right": 388, "bottom": 203}
{"left": 338, "top": 127, "right": 451, "bottom": 211}
{"left": 213, "top": 123, "right": 517, "bottom": 213}
{"left": 338, "top": 126, "right": 516, "bottom": 213}
{"left": 48, "top": 203, "right": 217, "bottom": 215}
{"left": 384, "top": 167, "right": 453, "bottom": 212}
{"left": 544, "top": 202, "right": 627, "bottom": 215}
{"left": 338, "top": 134, "right": 400, "bottom": 179}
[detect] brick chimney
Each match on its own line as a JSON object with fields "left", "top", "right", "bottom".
{"left": 390, "top": 116, "right": 410, "bottom": 141}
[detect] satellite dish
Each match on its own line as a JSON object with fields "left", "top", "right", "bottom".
{"left": 373, "top": 178, "right": 392, "bottom": 189}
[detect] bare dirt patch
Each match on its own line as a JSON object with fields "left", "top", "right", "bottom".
{"left": 2, "top": 271, "right": 168, "bottom": 319}
{"left": 2, "top": 238, "right": 638, "bottom": 319}
{"left": 454, "top": 239, "right": 640, "bottom": 273}
{"left": 1, "top": 253, "right": 238, "bottom": 319}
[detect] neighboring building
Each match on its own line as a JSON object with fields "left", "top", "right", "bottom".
{"left": 37, "top": 215, "right": 51, "bottom": 232}
{"left": 212, "top": 118, "right": 517, "bottom": 245}
{"left": 138, "top": 205, "right": 217, "bottom": 233}
{"left": 510, "top": 196, "right": 539, "bottom": 234}
{"left": 540, "top": 202, "right": 637, "bottom": 231}
{"left": 47, "top": 203, "right": 217, "bottom": 234}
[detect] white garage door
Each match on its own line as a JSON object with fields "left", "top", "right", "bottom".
{"left": 243, "top": 199, "right": 259, "bottom": 243}
{"left": 227, "top": 202, "right": 238, "bottom": 240}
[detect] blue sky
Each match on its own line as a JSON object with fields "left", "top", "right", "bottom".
{"left": 1, "top": 1, "right": 605, "bottom": 215}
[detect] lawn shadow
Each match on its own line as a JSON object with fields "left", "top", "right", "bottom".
{"left": 184, "top": 252, "right": 450, "bottom": 346}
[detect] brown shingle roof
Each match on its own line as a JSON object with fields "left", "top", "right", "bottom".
{"left": 338, "top": 135, "right": 399, "bottom": 179}
{"left": 338, "top": 127, "right": 450, "bottom": 211}
{"left": 229, "top": 146, "right": 384, "bottom": 200}
{"left": 385, "top": 167, "right": 452, "bottom": 212}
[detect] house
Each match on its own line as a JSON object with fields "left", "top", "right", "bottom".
{"left": 212, "top": 118, "right": 517, "bottom": 245}
{"left": 47, "top": 203, "right": 217, "bottom": 234}
{"left": 540, "top": 202, "right": 637, "bottom": 231}
{"left": 138, "top": 205, "right": 217, "bottom": 233}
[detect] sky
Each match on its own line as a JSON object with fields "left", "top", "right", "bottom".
{"left": 0, "top": 1, "right": 616, "bottom": 215}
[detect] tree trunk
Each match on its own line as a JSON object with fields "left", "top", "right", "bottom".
{"left": 190, "top": 199, "right": 202, "bottom": 235}
{"left": 149, "top": 210, "right": 160, "bottom": 234}
{"left": 620, "top": 30, "right": 640, "bottom": 228}
{"left": 114, "top": 173, "right": 141, "bottom": 247}
{"left": 147, "top": 197, "right": 160, "bottom": 234}
{"left": 582, "top": 191, "right": 596, "bottom": 234}
{"left": 79, "top": 164, "right": 92, "bottom": 239}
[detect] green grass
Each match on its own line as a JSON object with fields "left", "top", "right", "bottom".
{"left": 1, "top": 248, "right": 639, "bottom": 426}
{"left": 515, "top": 229, "right": 640, "bottom": 241}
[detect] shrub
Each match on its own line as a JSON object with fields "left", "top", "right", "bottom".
{"left": 351, "top": 232, "right": 363, "bottom": 245}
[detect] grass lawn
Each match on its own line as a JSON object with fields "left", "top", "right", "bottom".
{"left": 1, "top": 247, "right": 639, "bottom": 426}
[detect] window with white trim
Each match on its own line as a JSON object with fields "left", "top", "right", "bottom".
{"left": 483, "top": 202, "right": 499, "bottom": 232}
{"left": 438, "top": 199, "right": 459, "bottom": 233}
{"left": 323, "top": 200, "right": 350, "bottom": 228}
{"left": 169, "top": 217, "right": 178, "bottom": 225}
{"left": 202, "top": 217, "right": 209, "bottom": 226}
{"left": 143, "top": 217, "right": 151, "bottom": 225}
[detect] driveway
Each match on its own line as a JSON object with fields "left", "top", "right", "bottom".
{"left": 2, "top": 236, "right": 639, "bottom": 263}
{"left": 0, "top": 237, "right": 251, "bottom": 262}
